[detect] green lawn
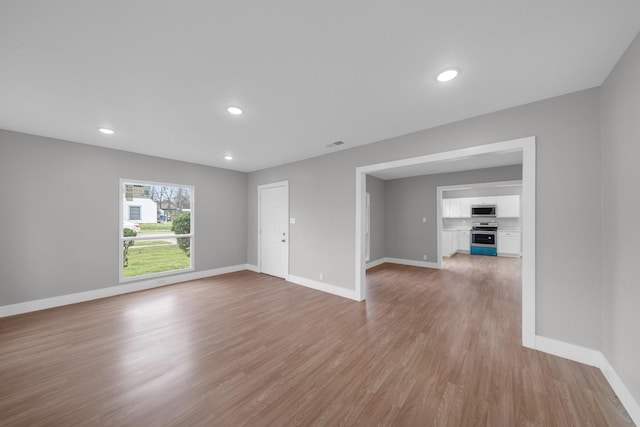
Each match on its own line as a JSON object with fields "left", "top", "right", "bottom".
{"left": 139, "top": 223, "right": 173, "bottom": 234}
{"left": 124, "top": 244, "right": 190, "bottom": 278}
{"left": 133, "top": 240, "right": 172, "bottom": 247}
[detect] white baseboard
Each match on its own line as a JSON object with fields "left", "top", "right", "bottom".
{"left": 366, "top": 258, "right": 387, "bottom": 269}
{"left": 534, "top": 334, "right": 639, "bottom": 425}
{"left": 245, "top": 264, "right": 260, "bottom": 273}
{"left": 384, "top": 257, "right": 440, "bottom": 269}
{"left": 534, "top": 335, "right": 601, "bottom": 367}
{"left": 287, "top": 274, "right": 359, "bottom": 301}
{"left": 599, "top": 354, "right": 640, "bottom": 425}
{"left": 0, "top": 264, "right": 251, "bottom": 318}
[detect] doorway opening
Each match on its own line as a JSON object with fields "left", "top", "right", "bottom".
{"left": 355, "top": 136, "right": 536, "bottom": 348}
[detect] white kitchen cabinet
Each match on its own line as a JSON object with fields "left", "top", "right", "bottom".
{"left": 468, "top": 196, "right": 497, "bottom": 206}
{"left": 443, "top": 199, "right": 461, "bottom": 218}
{"left": 445, "top": 195, "right": 517, "bottom": 218}
{"left": 443, "top": 198, "right": 471, "bottom": 218}
{"left": 497, "top": 195, "right": 520, "bottom": 218}
{"left": 442, "top": 231, "right": 455, "bottom": 257}
{"left": 459, "top": 199, "right": 471, "bottom": 218}
{"left": 498, "top": 231, "right": 521, "bottom": 256}
{"left": 442, "top": 199, "right": 451, "bottom": 218}
{"left": 458, "top": 230, "right": 470, "bottom": 252}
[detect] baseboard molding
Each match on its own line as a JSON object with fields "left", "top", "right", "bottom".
{"left": 534, "top": 335, "right": 639, "bottom": 425}
{"left": 534, "top": 335, "right": 601, "bottom": 367}
{"left": 287, "top": 274, "right": 359, "bottom": 301}
{"left": 384, "top": 257, "right": 440, "bottom": 269}
{"left": 245, "top": 264, "right": 260, "bottom": 273}
{"left": 599, "top": 354, "right": 640, "bottom": 425}
{"left": 366, "top": 258, "right": 387, "bottom": 269}
{"left": 0, "top": 264, "right": 251, "bottom": 318}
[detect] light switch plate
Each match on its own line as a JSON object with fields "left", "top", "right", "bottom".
{"left": 290, "top": 218, "right": 296, "bottom": 224}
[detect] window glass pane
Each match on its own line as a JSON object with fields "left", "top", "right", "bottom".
{"left": 129, "top": 206, "right": 141, "bottom": 221}
{"left": 121, "top": 181, "right": 193, "bottom": 280}
{"left": 123, "top": 238, "right": 191, "bottom": 278}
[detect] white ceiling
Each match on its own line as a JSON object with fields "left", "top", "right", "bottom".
{"left": 1, "top": 1, "right": 639, "bottom": 172}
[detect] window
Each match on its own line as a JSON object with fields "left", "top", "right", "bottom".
{"left": 120, "top": 180, "right": 194, "bottom": 281}
{"left": 129, "top": 206, "right": 141, "bottom": 221}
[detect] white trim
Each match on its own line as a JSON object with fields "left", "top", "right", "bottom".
{"left": 521, "top": 140, "right": 536, "bottom": 348}
{"left": 365, "top": 258, "right": 387, "bottom": 269}
{"left": 355, "top": 136, "right": 536, "bottom": 348}
{"left": 245, "top": 264, "right": 260, "bottom": 273}
{"left": 534, "top": 335, "right": 601, "bottom": 367}
{"left": 287, "top": 274, "right": 359, "bottom": 301}
{"left": 534, "top": 335, "right": 640, "bottom": 425}
{"left": 122, "top": 233, "right": 194, "bottom": 241}
{"left": 0, "top": 264, "right": 250, "bottom": 318}
{"left": 257, "top": 181, "right": 289, "bottom": 279}
{"left": 355, "top": 170, "right": 367, "bottom": 301}
{"left": 365, "top": 192, "right": 371, "bottom": 262}
{"left": 384, "top": 257, "right": 440, "bottom": 269}
{"left": 600, "top": 354, "right": 640, "bottom": 425}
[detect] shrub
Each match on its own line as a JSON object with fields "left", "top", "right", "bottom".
{"left": 123, "top": 228, "right": 137, "bottom": 267}
{"left": 171, "top": 212, "right": 191, "bottom": 256}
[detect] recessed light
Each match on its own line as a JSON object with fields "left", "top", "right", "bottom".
{"left": 224, "top": 155, "right": 233, "bottom": 160}
{"left": 437, "top": 69, "right": 458, "bottom": 82}
{"left": 227, "top": 106, "right": 243, "bottom": 115}
{"left": 98, "top": 127, "right": 115, "bottom": 135}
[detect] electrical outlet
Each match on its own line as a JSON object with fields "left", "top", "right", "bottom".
{"left": 423, "top": 254, "right": 427, "bottom": 260}
{"left": 319, "top": 273, "right": 324, "bottom": 281}
{"left": 422, "top": 217, "right": 427, "bottom": 223}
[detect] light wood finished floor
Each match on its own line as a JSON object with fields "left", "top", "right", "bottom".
{"left": 0, "top": 254, "right": 633, "bottom": 426}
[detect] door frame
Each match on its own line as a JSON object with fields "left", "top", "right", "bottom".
{"left": 258, "top": 180, "right": 289, "bottom": 278}
{"left": 355, "top": 136, "right": 536, "bottom": 348}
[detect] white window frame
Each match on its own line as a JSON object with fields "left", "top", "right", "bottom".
{"left": 119, "top": 179, "right": 195, "bottom": 282}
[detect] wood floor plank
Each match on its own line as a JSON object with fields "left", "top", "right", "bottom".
{"left": 0, "top": 254, "right": 634, "bottom": 426}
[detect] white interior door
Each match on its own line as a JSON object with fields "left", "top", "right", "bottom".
{"left": 259, "top": 182, "right": 289, "bottom": 279}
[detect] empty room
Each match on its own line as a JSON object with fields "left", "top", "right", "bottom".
{"left": 1, "top": 1, "right": 639, "bottom": 426}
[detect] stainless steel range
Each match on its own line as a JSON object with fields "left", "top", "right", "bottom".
{"left": 470, "top": 221, "right": 498, "bottom": 256}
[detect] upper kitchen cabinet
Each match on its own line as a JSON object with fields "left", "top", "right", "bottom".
{"left": 443, "top": 198, "right": 471, "bottom": 218}
{"left": 459, "top": 198, "right": 471, "bottom": 218}
{"left": 468, "top": 197, "right": 497, "bottom": 206}
{"left": 442, "top": 199, "right": 460, "bottom": 218}
{"left": 443, "top": 195, "right": 519, "bottom": 218}
{"left": 496, "top": 195, "right": 520, "bottom": 217}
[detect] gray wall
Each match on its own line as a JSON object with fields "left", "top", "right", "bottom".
{"left": 248, "top": 88, "right": 602, "bottom": 349}
{"left": 366, "top": 175, "right": 386, "bottom": 263}
{"left": 0, "top": 130, "right": 248, "bottom": 306}
{"left": 385, "top": 166, "right": 522, "bottom": 262}
{"left": 601, "top": 32, "right": 640, "bottom": 402}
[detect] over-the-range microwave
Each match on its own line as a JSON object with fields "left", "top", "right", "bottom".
{"left": 471, "top": 205, "right": 497, "bottom": 217}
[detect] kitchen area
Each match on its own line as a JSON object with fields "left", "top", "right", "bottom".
{"left": 441, "top": 188, "right": 522, "bottom": 258}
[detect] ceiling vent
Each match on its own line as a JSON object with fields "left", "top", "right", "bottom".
{"left": 326, "top": 140, "right": 345, "bottom": 148}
